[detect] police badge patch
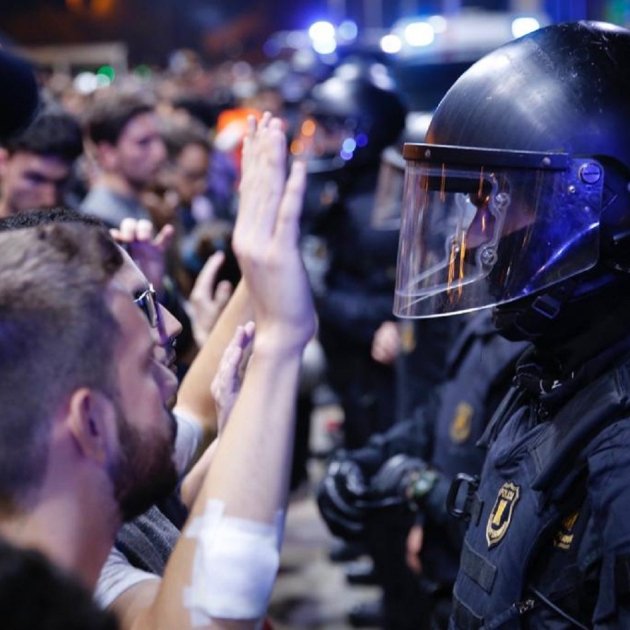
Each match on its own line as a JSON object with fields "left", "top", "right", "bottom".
{"left": 486, "top": 482, "right": 520, "bottom": 548}
{"left": 450, "top": 402, "right": 473, "bottom": 443}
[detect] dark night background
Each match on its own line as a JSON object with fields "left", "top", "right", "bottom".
{"left": 0, "top": 0, "right": 623, "bottom": 65}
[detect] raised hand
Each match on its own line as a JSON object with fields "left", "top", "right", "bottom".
{"left": 233, "top": 113, "right": 316, "bottom": 353}
{"left": 186, "top": 251, "right": 234, "bottom": 347}
{"left": 210, "top": 321, "right": 255, "bottom": 432}
{"left": 110, "top": 218, "right": 174, "bottom": 292}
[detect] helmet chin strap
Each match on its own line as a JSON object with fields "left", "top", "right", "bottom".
{"left": 493, "top": 271, "right": 626, "bottom": 343}
{"left": 492, "top": 267, "right": 630, "bottom": 346}
{"left": 493, "top": 279, "right": 578, "bottom": 342}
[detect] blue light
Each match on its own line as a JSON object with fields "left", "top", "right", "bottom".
{"left": 340, "top": 149, "right": 354, "bottom": 160}
{"left": 309, "top": 21, "right": 337, "bottom": 54}
{"left": 380, "top": 34, "right": 402, "bottom": 54}
{"left": 313, "top": 38, "right": 337, "bottom": 54}
{"left": 342, "top": 138, "right": 357, "bottom": 153}
{"left": 356, "top": 133, "right": 368, "bottom": 147}
{"left": 338, "top": 20, "right": 358, "bottom": 41}
{"left": 404, "top": 21, "right": 435, "bottom": 47}
{"left": 309, "top": 20, "right": 336, "bottom": 41}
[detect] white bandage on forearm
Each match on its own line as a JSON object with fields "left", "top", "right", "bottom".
{"left": 183, "top": 500, "right": 284, "bottom": 625}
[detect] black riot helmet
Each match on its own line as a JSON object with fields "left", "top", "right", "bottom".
{"left": 0, "top": 47, "right": 39, "bottom": 141}
{"left": 296, "top": 58, "right": 407, "bottom": 174}
{"left": 394, "top": 22, "right": 630, "bottom": 339}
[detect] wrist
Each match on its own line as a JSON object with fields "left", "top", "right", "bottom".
{"left": 252, "top": 326, "right": 311, "bottom": 358}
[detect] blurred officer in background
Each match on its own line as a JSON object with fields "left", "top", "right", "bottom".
{"left": 298, "top": 58, "right": 408, "bottom": 450}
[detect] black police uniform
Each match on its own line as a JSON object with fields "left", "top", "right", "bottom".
{"left": 387, "top": 19, "right": 630, "bottom": 630}
{"left": 323, "top": 312, "right": 527, "bottom": 629}
{"left": 450, "top": 312, "right": 630, "bottom": 629}
{"left": 314, "top": 166, "right": 401, "bottom": 448}
{"left": 301, "top": 62, "right": 407, "bottom": 450}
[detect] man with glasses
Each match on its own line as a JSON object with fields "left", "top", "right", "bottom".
{"left": 0, "top": 113, "right": 313, "bottom": 630}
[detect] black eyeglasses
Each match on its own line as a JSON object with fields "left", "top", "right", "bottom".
{"left": 134, "top": 284, "right": 161, "bottom": 329}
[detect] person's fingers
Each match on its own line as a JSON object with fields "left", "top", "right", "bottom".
{"left": 118, "top": 218, "right": 138, "bottom": 242}
{"left": 214, "top": 280, "right": 233, "bottom": 308}
{"left": 240, "top": 115, "right": 258, "bottom": 191}
{"left": 136, "top": 219, "right": 154, "bottom": 242}
{"left": 275, "top": 159, "right": 307, "bottom": 245}
{"left": 190, "top": 251, "right": 225, "bottom": 302}
{"left": 258, "top": 111, "right": 272, "bottom": 132}
{"left": 211, "top": 325, "right": 243, "bottom": 394}
{"left": 406, "top": 549, "right": 422, "bottom": 575}
{"left": 405, "top": 526, "right": 424, "bottom": 574}
{"left": 242, "top": 320, "right": 256, "bottom": 340}
{"left": 254, "top": 118, "right": 287, "bottom": 239}
{"left": 153, "top": 224, "right": 176, "bottom": 251}
{"left": 372, "top": 343, "right": 386, "bottom": 363}
{"left": 236, "top": 116, "right": 273, "bottom": 240}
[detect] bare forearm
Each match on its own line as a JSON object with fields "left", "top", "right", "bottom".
{"left": 177, "top": 281, "right": 253, "bottom": 440}
{"left": 192, "top": 338, "right": 303, "bottom": 519}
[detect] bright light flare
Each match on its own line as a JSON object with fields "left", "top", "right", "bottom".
{"left": 511, "top": 17, "right": 540, "bottom": 39}
{"left": 404, "top": 22, "right": 435, "bottom": 47}
{"left": 380, "top": 34, "right": 402, "bottom": 54}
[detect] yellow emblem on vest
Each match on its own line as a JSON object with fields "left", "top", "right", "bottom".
{"left": 486, "top": 482, "right": 520, "bottom": 548}
{"left": 553, "top": 511, "right": 579, "bottom": 550}
{"left": 450, "top": 402, "right": 473, "bottom": 443}
{"left": 400, "top": 321, "right": 416, "bottom": 353}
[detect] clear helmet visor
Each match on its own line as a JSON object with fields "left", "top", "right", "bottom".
{"left": 394, "top": 145, "right": 605, "bottom": 318}
{"left": 371, "top": 146, "right": 406, "bottom": 230}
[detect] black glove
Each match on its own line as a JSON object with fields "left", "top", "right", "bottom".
{"left": 316, "top": 452, "right": 369, "bottom": 540}
{"left": 368, "top": 454, "right": 427, "bottom": 503}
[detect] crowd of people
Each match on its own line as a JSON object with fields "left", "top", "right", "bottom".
{"left": 2, "top": 17, "right": 630, "bottom": 630}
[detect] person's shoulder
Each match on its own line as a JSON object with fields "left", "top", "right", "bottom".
{"left": 94, "top": 546, "right": 159, "bottom": 610}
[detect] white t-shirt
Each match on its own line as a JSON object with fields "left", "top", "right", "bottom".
{"left": 94, "top": 410, "right": 203, "bottom": 609}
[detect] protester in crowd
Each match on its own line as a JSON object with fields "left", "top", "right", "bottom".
{"left": 0, "top": 113, "right": 314, "bottom": 629}
{"left": 81, "top": 91, "right": 167, "bottom": 228}
{"left": 0, "top": 107, "right": 83, "bottom": 218}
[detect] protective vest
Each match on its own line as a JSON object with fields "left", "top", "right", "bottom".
{"left": 450, "top": 356, "right": 630, "bottom": 629}
{"left": 422, "top": 314, "right": 527, "bottom": 586}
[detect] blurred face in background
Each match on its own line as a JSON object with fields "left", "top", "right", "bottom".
{"left": 99, "top": 112, "right": 167, "bottom": 191}
{"left": 0, "top": 151, "right": 72, "bottom": 217}
{"left": 172, "top": 142, "right": 209, "bottom": 205}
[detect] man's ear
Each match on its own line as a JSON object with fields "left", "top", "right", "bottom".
{"left": 66, "top": 388, "right": 116, "bottom": 465}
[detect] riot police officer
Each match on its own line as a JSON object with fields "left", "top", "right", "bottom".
{"left": 300, "top": 59, "right": 408, "bottom": 449}
{"left": 394, "top": 21, "right": 630, "bottom": 628}
{"left": 318, "top": 312, "right": 526, "bottom": 628}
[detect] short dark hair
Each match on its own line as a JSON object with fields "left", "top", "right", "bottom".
{"left": 84, "top": 92, "right": 155, "bottom": 145}
{"left": 0, "top": 223, "right": 123, "bottom": 512}
{"left": 162, "top": 119, "right": 210, "bottom": 161}
{"left": 0, "top": 206, "right": 105, "bottom": 233}
{"left": 3, "top": 108, "right": 83, "bottom": 163}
